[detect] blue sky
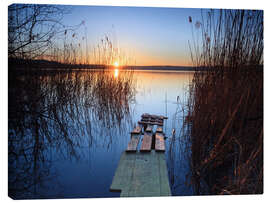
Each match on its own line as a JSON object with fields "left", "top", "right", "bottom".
{"left": 57, "top": 5, "right": 206, "bottom": 66}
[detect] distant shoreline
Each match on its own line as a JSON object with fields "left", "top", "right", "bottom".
{"left": 125, "top": 66, "right": 195, "bottom": 71}
{"left": 8, "top": 58, "right": 196, "bottom": 71}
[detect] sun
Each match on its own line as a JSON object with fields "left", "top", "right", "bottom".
{"left": 114, "top": 61, "right": 119, "bottom": 67}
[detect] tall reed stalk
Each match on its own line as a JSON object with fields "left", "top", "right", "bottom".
{"left": 186, "top": 9, "right": 263, "bottom": 195}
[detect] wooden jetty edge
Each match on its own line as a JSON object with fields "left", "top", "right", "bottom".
{"left": 110, "top": 114, "right": 171, "bottom": 197}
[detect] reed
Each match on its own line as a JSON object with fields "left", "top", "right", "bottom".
{"left": 8, "top": 68, "right": 135, "bottom": 198}
{"left": 185, "top": 9, "right": 263, "bottom": 194}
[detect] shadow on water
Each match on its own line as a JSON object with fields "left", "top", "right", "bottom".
{"left": 8, "top": 68, "right": 135, "bottom": 199}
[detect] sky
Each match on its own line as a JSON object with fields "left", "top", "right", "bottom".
{"left": 60, "top": 5, "right": 204, "bottom": 66}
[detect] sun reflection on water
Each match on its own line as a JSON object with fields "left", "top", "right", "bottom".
{"left": 114, "top": 69, "right": 119, "bottom": 78}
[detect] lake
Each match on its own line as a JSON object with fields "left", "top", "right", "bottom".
{"left": 8, "top": 68, "right": 194, "bottom": 199}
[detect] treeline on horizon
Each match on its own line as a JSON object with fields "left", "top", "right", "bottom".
{"left": 8, "top": 57, "right": 199, "bottom": 71}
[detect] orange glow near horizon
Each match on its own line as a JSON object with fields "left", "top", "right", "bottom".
{"left": 38, "top": 45, "right": 192, "bottom": 67}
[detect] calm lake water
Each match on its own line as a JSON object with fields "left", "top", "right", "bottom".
{"left": 8, "top": 69, "right": 194, "bottom": 199}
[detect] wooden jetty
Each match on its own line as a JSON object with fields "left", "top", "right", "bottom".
{"left": 110, "top": 114, "right": 171, "bottom": 197}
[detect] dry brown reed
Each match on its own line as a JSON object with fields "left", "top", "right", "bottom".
{"left": 186, "top": 9, "right": 263, "bottom": 195}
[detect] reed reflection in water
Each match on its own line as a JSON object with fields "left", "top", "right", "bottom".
{"left": 8, "top": 68, "right": 135, "bottom": 199}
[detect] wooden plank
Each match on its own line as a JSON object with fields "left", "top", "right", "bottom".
{"left": 126, "top": 134, "right": 140, "bottom": 152}
{"left": 150, "top": 117, "right": 158, "bottom": 122}
{"left": 150, "top": 119, "right": 162, "bottom": 124}
{"left": 155, "top": 133, "right": 165, "bottom": 152}
{"left": 156, "top": 125, "right": 163, "bottom": 133}
{"left": 141, "top": 114, "right": 168, "bottom": 120}
{"left": 141, "top": 118, "right": 149, "bottom": 122}
{"left": 131, "top": 125, "right": 142, "bottom": 134}
{"left": 110, "top": 152, "right": 136, "bottom": 192}
{"left": 141, "top": 113, "right": 151, "bottom": 119}
{"left": 138, "top": 121, "right": 163, "bottom": 126}
{"left": 121, "top": 151, "right": 160, "bottom": 197}
{"left": 138, "top": 121, "right": 149, "bottom": 125}
{"left": 157, "top": 118, "right": 163, "bottom": 123}
{"left": 145, "top": 124, "right": 153, "bottom": 132}
{"left": 111, "top": 151, "right": 171, "bottom": 197}
{"left": 140, "top": 132, "right": 152, "bottom": 152}
{"left": 157, "top": 152, "right": 171, "bottom": 196}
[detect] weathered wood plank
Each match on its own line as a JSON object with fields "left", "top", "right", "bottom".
{"left": 140, "top": 132, "right": 152, "bottom": 152}
{"left": 156, "top": 125, "right": 163, "bottom": 133}
{"left": 157, "top": 152, "right": 171, "bottom": 196}
{"left": 138, "top": 121, "right": 163, "bottom": 126}
{"left": 141, "top": 114, "right": 168, "bottom": 120}
{"left": 111, "top": 151, "right": 171, "bottom": 197}
{"left": 141, "top": 113, "right": 151, "bottom": 118}
{"left": 141, "top": 118, "right": 149, "bottom": 122}
{"left": 131, "top": 125, "right": 142, "bottom": 134}
{"left": 126, "top": 134, "right": 140, "bottom": 152}
{"left": 155, "top": 133, "right": 165, "bottom": 152}
{"left": 121, "top": 151, "right": 160, "bottom": 197}
{"left": 145, "top": 124, "right": 153, "bottom": 132}
{"left": 110, "top": 152, "right": 136, "bottom": 192}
